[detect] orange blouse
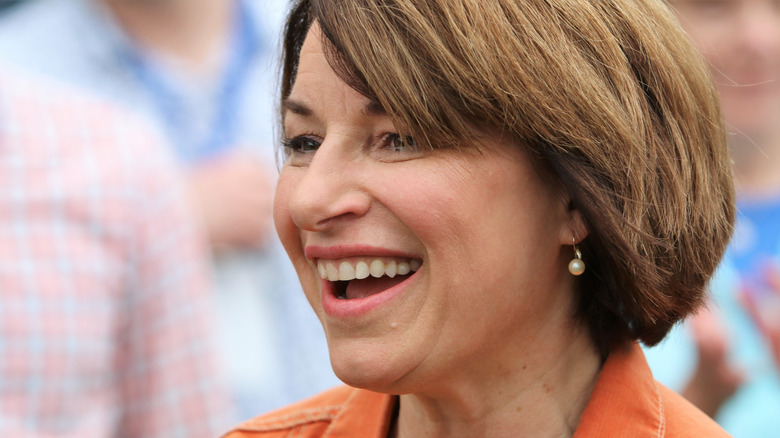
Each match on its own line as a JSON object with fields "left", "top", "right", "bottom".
{"left": 223, "top": 343, "right": 730, "bottom": 437}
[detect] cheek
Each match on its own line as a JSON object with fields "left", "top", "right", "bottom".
{"left": 383, "top": 175, "right": 507, "bottom": 279}
{"left": 274, "top": 175, "right": 322, "bottom": 305}
{"left": 273, "top": 173, "right": 303, "bottom": 262}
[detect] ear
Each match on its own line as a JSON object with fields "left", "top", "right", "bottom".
{"left": 559, "top": 204, "right": 588, "bottom": 246}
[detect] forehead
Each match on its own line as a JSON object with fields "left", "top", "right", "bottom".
{"left": 285, "top": 25, "right": 390, "bottom": 122}
{"left": 293, "top": 25, "right": 334, "bottom": 95}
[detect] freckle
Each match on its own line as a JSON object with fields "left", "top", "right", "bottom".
{"left": 543, "top": 383, "right": 552, "bottom": 394}
{"left": 516, "top": 406, "right": 522, "bottom": 413}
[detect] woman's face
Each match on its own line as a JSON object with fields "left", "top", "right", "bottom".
{"left": 275, "top": 26, "right": 579, "bottom": 393}
{"left": 672, "top": 0, "right": 780, "bottom": 137}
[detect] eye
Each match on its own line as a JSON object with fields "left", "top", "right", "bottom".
{"left": 282, "top": 135, "right": 321, "bottom": 154}
{"left": 387, "top": 134, "right": 417, "bottom": 152}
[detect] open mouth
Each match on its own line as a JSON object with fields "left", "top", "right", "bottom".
{"left": 317, "top": 258, "right": 422, "bottom": 300}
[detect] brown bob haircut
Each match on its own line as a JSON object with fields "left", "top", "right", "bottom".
{"left": 280, "top": 0, "right": 735, "bottom": 356}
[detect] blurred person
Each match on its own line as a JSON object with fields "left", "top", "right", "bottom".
{"left": 225, "top": 0, "right": 735, "bottom": 436}
{"left": 0, "top": 66, "right": 231, "bottom": 437}
{"left": 645, "top": 0, "right": 780, "bottom": 435}
{"left": 0, "top": 0, "right": 339, "bottom": 418}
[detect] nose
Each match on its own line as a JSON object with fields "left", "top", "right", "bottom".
{"left": 286, "top": 139, "right": 371, "bottom": 232}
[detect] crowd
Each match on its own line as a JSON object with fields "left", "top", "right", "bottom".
{"left": 0, "top": 0, "right": 338, "bottom": 435}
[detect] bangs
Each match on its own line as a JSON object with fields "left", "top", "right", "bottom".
{"left": 286, "top": 0, "right": 502, "bottom": 150}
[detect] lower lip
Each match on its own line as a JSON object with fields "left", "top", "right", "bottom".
{"left": 320, "top": 271, "right": 418, "bottom": 318}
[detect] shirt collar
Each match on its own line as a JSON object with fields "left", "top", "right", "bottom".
{"left": 328, "top": 388, "right": 397, "bottom": 438}
{"left": 574, "top": 342, "right": 664, "bottom": 437}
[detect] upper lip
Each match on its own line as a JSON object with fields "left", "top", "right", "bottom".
{"left": 304, "top": 244, "right": 420, "bottom": 262}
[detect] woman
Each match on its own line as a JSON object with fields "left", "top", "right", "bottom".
{"left": 225, "top": 0, "right": 735, "bottom": 436}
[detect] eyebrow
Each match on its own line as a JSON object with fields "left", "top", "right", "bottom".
{"left": 281, "top": 98, "right": 387, "bottom": 118}
{"left": 282, "top": 99, "right": 312, "bottom": 117}
{"left": 363, "top": 101, "right": 386, "bottom": 116}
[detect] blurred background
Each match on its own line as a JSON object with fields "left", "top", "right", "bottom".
{"left": 0, "top": 0, "right": 23, "bottom": 12}
{"left": 1, "top": 0, "right": 340, "bottom": 436}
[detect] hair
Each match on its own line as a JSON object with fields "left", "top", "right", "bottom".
{"left": 280, "top": 0, "right": 735, "bottom": 356}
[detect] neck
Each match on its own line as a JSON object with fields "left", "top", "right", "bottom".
{"left": 394, "top": 320, "right": 601, "bottom": 438}
{"left": 730, "top": 125, "right": 780, "bottom": 200}
{"left": 103, "top": 0, "right": 235, "bottom": 72}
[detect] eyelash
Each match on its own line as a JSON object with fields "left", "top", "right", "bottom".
{"left": 281, "top": 133, "right": 418, "bottom": 155}
{"left": 281, "top": 135, "right": 321, "bottom": 155}
{"left": 386, "top": 133, "right": 418, "bottom": 152}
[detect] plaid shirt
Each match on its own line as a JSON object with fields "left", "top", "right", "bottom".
{"left": 0, "top": 69, "right": 233, "bottom": 437}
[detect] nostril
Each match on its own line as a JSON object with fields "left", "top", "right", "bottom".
{"left": 304, "top": 190, "right": 371, "bottom": 230}
{"left": 281, "top": 149, "right": 371, "bottom": 231}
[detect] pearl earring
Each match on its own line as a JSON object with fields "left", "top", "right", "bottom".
{"left": 568, "top": 237, "right": 585, "bottom": 276}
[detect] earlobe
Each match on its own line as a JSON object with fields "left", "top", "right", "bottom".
{"left": 572, "top": 209, "right": 589, "bottom": 244}
{"left": 560, "top": 204, "right": 588, "bottom": 246}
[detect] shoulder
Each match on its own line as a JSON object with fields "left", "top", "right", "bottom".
{"left": 223, "top": 386, "right": 355, "bottom": 438}
{"left": 576, "top": 343, "right": 731, "bottom": 437}
{"left": 0, "top": 68, "right": 182, "bottom": 217}
{"left": 657, "top": 383, "right": 732, "bottom": 437}
{"left": 0, "top": 67, "right": 173, "bottom": 167}
{"left": 223, "top": 386, "right": 395, "bottom": 438}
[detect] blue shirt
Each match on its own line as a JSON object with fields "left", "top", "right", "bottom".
{"left": 645, "top": 196, "right": 780, "bottom": 437}
{"left": 730, "top": 197, "right": 780, "bottom": 298}
{"left": 0, "top": 0, "right": 282, "bottom": 164}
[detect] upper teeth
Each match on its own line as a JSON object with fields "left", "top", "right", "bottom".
{"left": 317, "top": 258, "right": 422, "bottom": 281}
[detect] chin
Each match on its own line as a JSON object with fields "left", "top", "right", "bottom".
{"left": 327, "top": 342, "right": 412, "bottom": 392}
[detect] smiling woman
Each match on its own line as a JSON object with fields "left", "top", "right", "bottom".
{"left": 223, "top": 0, "right": 736, "bottom": 437}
